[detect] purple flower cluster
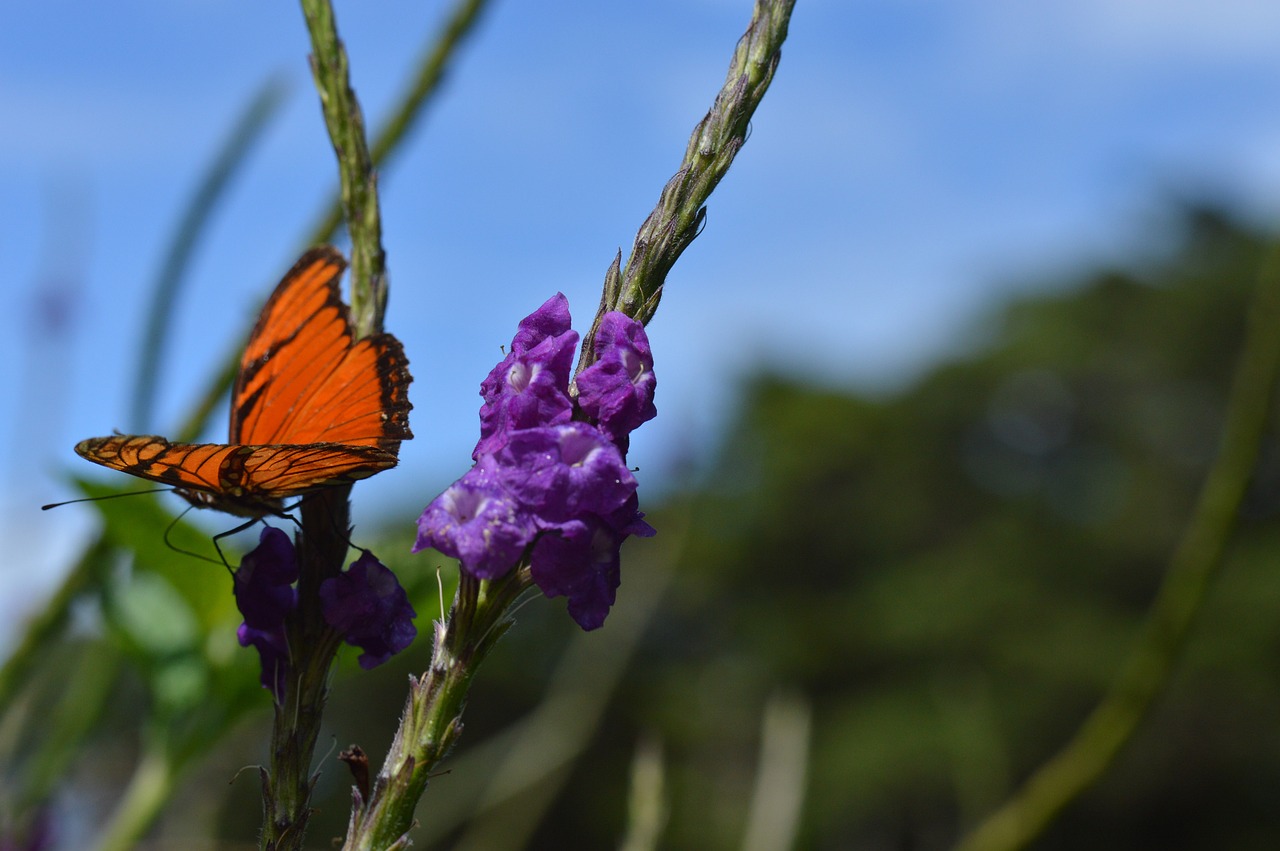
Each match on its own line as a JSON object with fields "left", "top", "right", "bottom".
{"left": 234, "top": 527, "right": 417, "bottom": 697}
{"left": 414, "top": 296, "right": 656, "bottom": 630}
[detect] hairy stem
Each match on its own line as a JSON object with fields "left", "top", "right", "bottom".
{"left": 576, "top": 0, "right": 794, "bottom": 372}
{"left": 300, "top": 0, "right": 386, "bottom": 335}
{"left": 340, "top": 571, "right": 527, "bottom": 851}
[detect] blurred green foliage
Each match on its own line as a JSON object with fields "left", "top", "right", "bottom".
{"left": 425, "top": 205, "right": 1280, "bottom": 849}
{"left": 8, "top": 204, "right": 1280, "bottom": 849}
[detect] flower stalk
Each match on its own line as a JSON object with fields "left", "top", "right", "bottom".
{"left": 304, "top": 0, "right": 493, "bottom": 248}
{"left": 341, "top": 570, "right": 528, "bottom": 850}
{"left": 258, "top": 0, "right": 392, "bottom": 847}
{"left": 577, "top": 0, "right": 794, "bottom": 371}
{"left": 299, "top": 0, "right": 386, "bottom": 334}
{"left": 257, "top": 495, "right": 348, "bottom": 851}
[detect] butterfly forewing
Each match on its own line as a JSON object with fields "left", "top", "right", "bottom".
{"left": 76, "top": 435, "right": 399, "bottom": 516}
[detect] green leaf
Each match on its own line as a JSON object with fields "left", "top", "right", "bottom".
{"left": 107, "top": 570, "right": 200, "bottom": 660}
{"left": 75, "top": 478, "right": 241, "bottom": 633}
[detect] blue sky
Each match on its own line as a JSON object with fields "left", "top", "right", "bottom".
{"left": 6, "top": 0, "right": 1280, "bottom": 635}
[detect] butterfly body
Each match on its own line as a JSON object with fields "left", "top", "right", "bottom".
{"left": 75, "top": 247, "right": 412, "bottom": 517}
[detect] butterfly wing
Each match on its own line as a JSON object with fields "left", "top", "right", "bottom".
{"left": 230, "top": 246, "right": 413, "bottom": 452}
{"left": 74, "top": 248, "right": 412, "bottom": 517}
{"left": 76, "top": 434, "right": 399, "bottom": 517}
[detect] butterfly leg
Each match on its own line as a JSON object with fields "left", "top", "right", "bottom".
{"left": 162, "top": 506, "right": 234, "bottom": 569}
{"left": 287, "top": 493, "right": 366, "bottom": 560}
{"left": 211, "top": 516, "right": 267, "bottom": 573}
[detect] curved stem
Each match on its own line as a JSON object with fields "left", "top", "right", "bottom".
{"left": 0, "top": 535, "right": 108, "bottom": 711}
{"left": 90, "top": 726, "right": 178, "bottom": 851}
{"left": 132, "top": 78, "right": 288, "bottom": 431}
{"left": 954, "top": 250, "right": 1280, "bottom": 851}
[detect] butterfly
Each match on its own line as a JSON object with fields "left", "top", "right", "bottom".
{"left": 75, "top": 246, "right": 413, "bottom": 518}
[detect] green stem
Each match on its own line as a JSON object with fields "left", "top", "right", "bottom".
{"left": 576, "top": 0, "right": 794, "bottom": 372}
{"left": 0, "top": 535, "right": 108, "bottom": 711}
{"left": 300, "top": 0, "right": 385, "bottom": 335}
{"left": 259, "top": 490, "right": 350, "bottom": 851}
{"left": 953, "top": 251, "right": 1280, "bottom": 851}
{"left": 21, "top": 643, "right": 122, "bottom": 810}
{"left": 304, "top": 0, "right": 492, "bottom": 249}
{"left": 259, "top": 3, "right": 388, "bottom": 844}
{"left": 340, "top": 571, "right": 528, "bottom": 850}
{"left": 90, "top": 726, "right": 179, "bottom": 851}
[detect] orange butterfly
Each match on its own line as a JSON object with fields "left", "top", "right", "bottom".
{"left": 75, "top": 246, "right": 413, "bottom": 518}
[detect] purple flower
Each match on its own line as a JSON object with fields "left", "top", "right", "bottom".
{"left": 413, "top": 460, "right": 538, "bottom": 579}
{"left": 495, "top": 423, "right": 637, "bottom": 522}
{"left": 530, "top": 494, "right": 656, "bottom": 629}
{"left": 475, "top": 295, "right": 579, "bottom": 459}
{"left": 233, "top": 527, "right": 299, "bottom": 698}
{"left": 415, "top": 294, "right": 657, "bottom": 629}
{"left": 530, "top": 518, "right": 619, "bottom": 630}
{"left": 575, "top": 312, "right": 657, "bottom": 444}
{"left": 602, "top": 491, "right": 659, "bottom": 540}
{"left": 233, "top": 527, "right": 298, "bottom": 631}
{"left": 320, "top": 551, "right": 418, "bottom": 669}
{"left": 238, "top": 623, "right": 291, "bottom": 701}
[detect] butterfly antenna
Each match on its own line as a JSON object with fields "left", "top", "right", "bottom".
{"left": 41, "top": 487, "right": 172, "bottom": 511}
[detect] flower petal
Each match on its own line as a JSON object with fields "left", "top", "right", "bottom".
{"left": 575, "top": 312, "right": 656, "bottom": 443}
{"left": 320, "top": 551, "right": 417, "bottom": 669}
{"left": 414, "top": 464, "right": 537, "bottom": 579}
{"left": 233, "top": 526, "right": 298, "bottom": 631}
